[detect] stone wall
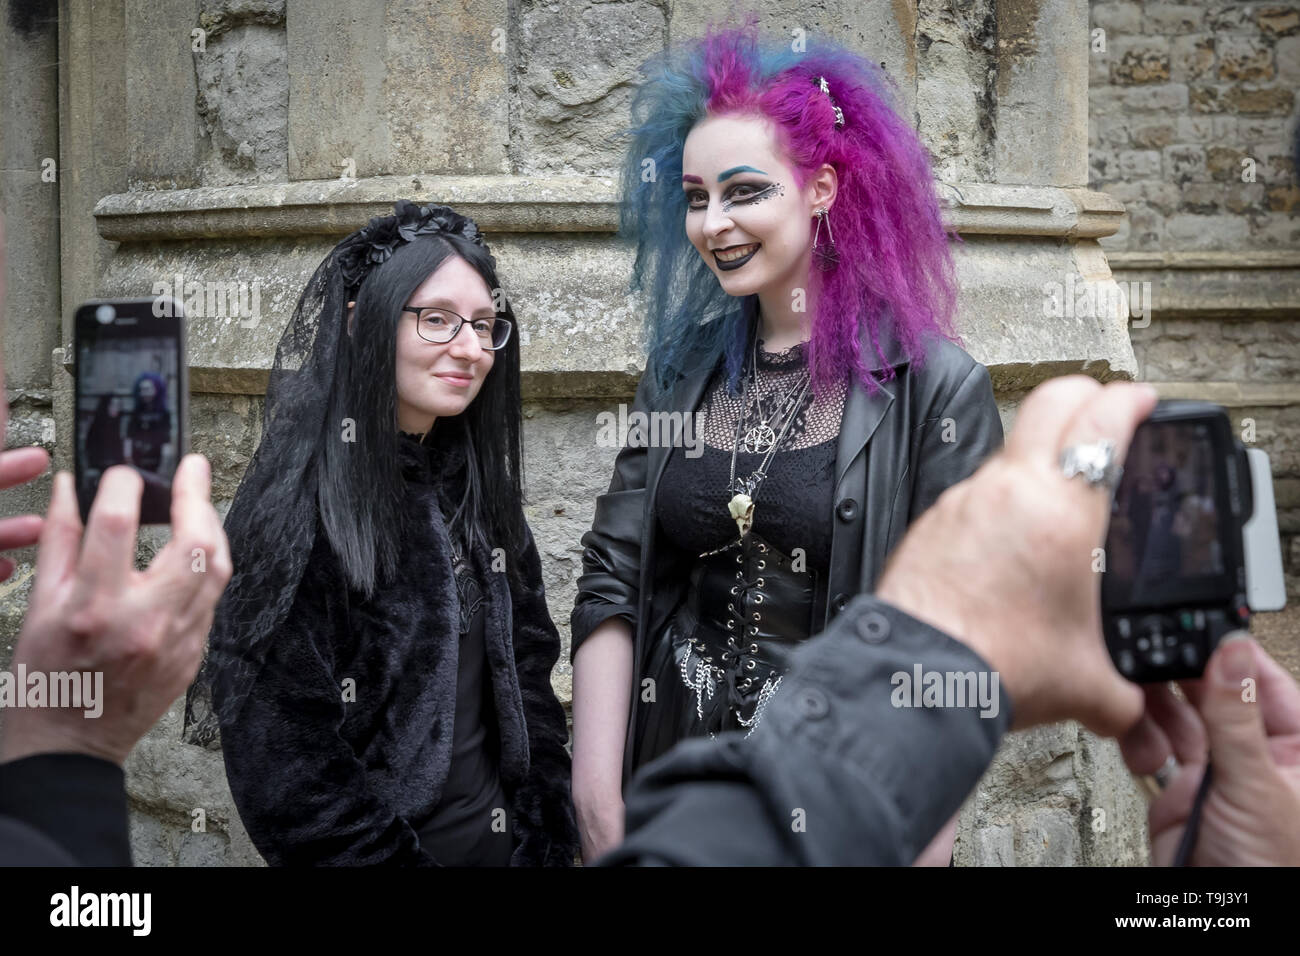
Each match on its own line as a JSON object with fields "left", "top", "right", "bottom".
{"left": 1, "top": 0, "right": 1175, "bottom": 866}
{"left": 1088, "top": 0, "right": 1300, "bottom": 602}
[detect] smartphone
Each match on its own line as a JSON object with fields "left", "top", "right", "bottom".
{"left": 73, "top": 297, "right": 188, "bottom": 525}
{"left": 1100, "top": 400, "right": 1285, "bottom": 683}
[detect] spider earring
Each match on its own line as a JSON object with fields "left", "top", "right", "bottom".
{"left": 812, "top": 206, "right": 839, "bottom": 271}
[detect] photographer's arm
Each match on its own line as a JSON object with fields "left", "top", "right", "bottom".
{"left": 603, "top": 595, "right": 1008, "bottom": 866}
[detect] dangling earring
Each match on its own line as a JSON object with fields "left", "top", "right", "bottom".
{"left": 812, "top": 207, "right": 839, "bottom": 271}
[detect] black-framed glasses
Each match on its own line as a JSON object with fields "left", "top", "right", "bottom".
{"left": 400, "top": 306, "right": 512, "bottom": 350}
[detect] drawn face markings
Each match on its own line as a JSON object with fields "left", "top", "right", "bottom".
{"left": 682, "top": 167, "right": 786, "bottom": 215}
{"left": 681, "top": 114, "right": 814, "bottom": 293}
{"left": 722, "top": 181, "right": 785, "bottom": 213}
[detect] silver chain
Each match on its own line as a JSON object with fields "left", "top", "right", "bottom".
{"left": 678, "top": 645, "right": 716, "bottom": 721}
{"left": 737, "top": 675, "right": 782, "bottom": 738}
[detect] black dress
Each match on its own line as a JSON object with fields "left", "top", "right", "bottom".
{"left": 413, "top": 522, "right": 514, "bottom": 866}
{"left": 640, "top": 339, "right": 842, "bottom": 765}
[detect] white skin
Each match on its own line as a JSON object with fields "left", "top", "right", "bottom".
{"left": 571, "top": 113, "right": 841, "bottom": 862}
{"left": 351, "top": 254, "right": 498, "bottom": 437}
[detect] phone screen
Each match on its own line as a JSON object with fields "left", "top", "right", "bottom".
{"left": 74, "top": 300, "right": 185, "bottom": 523}
{"left": 1103, "top": 419, "right": 1233, "bottom": 609}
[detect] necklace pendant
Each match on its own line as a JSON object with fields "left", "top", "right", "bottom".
{"left": 741, "top": 424, "right": 777, "bottom": 455}
{"left": 728, "top": 493, "right": 755, "bottom": 539}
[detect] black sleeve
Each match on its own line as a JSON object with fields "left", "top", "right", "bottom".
{"left": 217, "top": 555, "right": 437, "bottom": 866}
{"left": 910, "top": 360, "right": 1003, "bottom": 518}
{"left": 0, "top": 753, "right": 132, "bottom": 866}
{"left": 569, "top": 369, "right": 656, "bottom": 659}
{"left": 602, "top": 595, "right": 1011, "bottom": 866}
{"left": 506, "top": 523, "right": 580, "bottom": 866}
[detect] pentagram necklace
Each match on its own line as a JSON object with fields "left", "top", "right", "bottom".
{"left": 700, "top": 337, "right": 811, "bottom": 557}
{"left": 739, "top": 355, "right": 805, "bottom": 454}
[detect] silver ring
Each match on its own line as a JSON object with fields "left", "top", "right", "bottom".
{"left": 1153, "top": 755, "right": 1178, "bottom": 790}
{"left": 1060, "top": 439, "right": 1122, "bottom": 491}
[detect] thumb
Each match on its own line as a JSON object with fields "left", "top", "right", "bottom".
{"left": 1199, "top": 635, "right": 1270, "bottom": 781}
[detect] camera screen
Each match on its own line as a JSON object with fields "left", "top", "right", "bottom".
{"left": 1104, "top": 420, "right": 1231, "bottom": 609}
{"left": 76, "top": 334, "right": 180, "bottom": 517}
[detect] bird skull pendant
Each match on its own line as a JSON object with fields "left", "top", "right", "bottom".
{"left": 727, "top": 493, "right": 755, "bottom": 539}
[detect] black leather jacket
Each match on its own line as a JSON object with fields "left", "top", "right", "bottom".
{"left": 571, "top": 325, "right": 1004, "bottom": 785}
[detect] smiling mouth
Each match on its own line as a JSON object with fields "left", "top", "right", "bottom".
{"left": 713, "top": 243, "right": 760, "bottom": 271}
{"left": 435, "top": 372, "right": 473, "bottom": 387}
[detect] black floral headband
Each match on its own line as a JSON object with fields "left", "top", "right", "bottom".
{"left": 335, "top": 200, "right": 486, "bottom": 291}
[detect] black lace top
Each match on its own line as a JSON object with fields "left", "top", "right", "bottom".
{"left": 656, "top": 339, "right": 846, "bottom": 569}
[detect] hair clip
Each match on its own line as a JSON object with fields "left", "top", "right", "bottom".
{"left": 817, "top": 76, "right": 845, "bottom": 129}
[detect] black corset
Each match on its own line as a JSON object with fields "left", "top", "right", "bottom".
{"left": 684, "top": 532, "right": 817, "bottom": 697}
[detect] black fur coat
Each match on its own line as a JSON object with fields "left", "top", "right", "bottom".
{"left": 217, "top": 435, "right": 578, "bottom": 866}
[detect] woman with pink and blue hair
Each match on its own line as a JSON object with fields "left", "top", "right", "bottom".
{"left": 570, "top": 26, "right": 1004, "bottom": 862}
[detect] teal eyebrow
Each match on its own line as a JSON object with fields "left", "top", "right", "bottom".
{"left": 717, "top": 165, "right": 767, "bottom": 182}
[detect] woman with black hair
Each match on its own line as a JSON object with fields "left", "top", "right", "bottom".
{"left": 83, "top": 394, "right": 124, "bottom": 473}
{"left": 186, "top": 201, "right": 578, "bottom": 867}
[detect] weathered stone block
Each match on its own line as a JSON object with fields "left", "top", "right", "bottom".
{"left": 1189, "top": 83, "right": 1221, "bottom": 112}
{"left": 1110, "top": 36, "right": 1171, "bottom": 84}
{"left": 1223, "top": 82, "right": 1295, "bottom": 114}
{"left": 1217, "top": 34, "right": 1276, "bottom": 80}
{"left": 1174, "top": 114, "right": 1215, "bottom": 141}
{"left": 1276, "top": 34, "right": 1300, "bottom": 78}
{"left": 1252, "top": 213, "right": 1300, "bottom": 246}
{"left": 1222, "top": 181, "right": 1266, "bottom": 213}
{"left": 1180, "top": 181, "right": 1226, "bottom": 213}
{"left": 515, "top": 0, "right": 664, "bottom": 175}
{"left": 1207, "top": 3, "right": 1253, "bottom": 34}
{"left": 1119, "top": 148, "right": 1163, "bottom": 179}
{"left": 1122, "top": 81, "right": 1190, "bottom": 111}
{"left": 1169, "top": 211, "right": 1253, "bottom": 248}
{"left": 1257, "top": 5, "right": 1300, "bottom": 36}
{"left": 1091, "top": 1, "right": 1141, "bottom": 35}
{"left": 1170, "top": 33, "right": 1216, "bottom": 82}
{"left": 1097, "top": 114, "right": 1134, "bottom": 147}
{"left": 1266, "top": 184, "right": 1300, "bottom": 213}
{"left": 194, "top": 20, "right": 289, "bottom": 185}
{"left": 1207, "top": 144, "right": 1250, "bottom": 180}
{"left": 1143, "top": 4, "right": 1203, "bottom": 34}
{"left": 1131, "top": 121, "right": 1174, "bottom": 148}
{"left": 1163, "top": 143, "right": 1207, "bottom": 183}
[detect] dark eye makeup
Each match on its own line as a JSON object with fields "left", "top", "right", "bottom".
{"left": 684, "top": 181, "right": 784, "bottom": 212}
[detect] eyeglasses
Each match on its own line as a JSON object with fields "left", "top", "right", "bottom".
{"left": 400, "top": 306, "right": 512, "bottom": 350}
